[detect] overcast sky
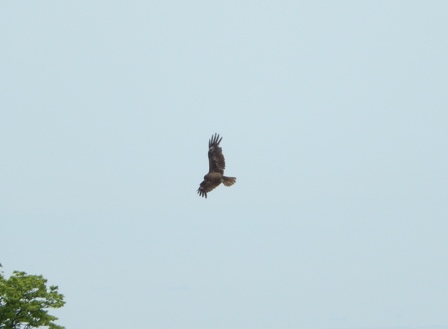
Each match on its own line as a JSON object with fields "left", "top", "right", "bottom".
{"left": 1, "top": 1, "right": 448, "bottom": 329}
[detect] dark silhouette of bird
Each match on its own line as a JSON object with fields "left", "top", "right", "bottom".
{"left": 197, "top": 133, "right": 236, "bottom": 198}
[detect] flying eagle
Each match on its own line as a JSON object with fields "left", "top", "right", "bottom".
{"left": 197, "top": 133, "right": 236, "bottom": 198}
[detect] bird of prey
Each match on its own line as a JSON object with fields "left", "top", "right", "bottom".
{"left": 197, "top": 133, "right": 236, "bottom": 198}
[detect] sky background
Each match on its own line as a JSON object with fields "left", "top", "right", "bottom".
{"left": 1, "top": 1, "right": 448, "bottom": 329}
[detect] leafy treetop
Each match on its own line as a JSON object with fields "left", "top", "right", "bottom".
{"left": 0, "top": 271, "right": 65, "bottom": 329}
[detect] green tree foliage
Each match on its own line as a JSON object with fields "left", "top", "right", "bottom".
{"left": 0, "top": 271, "right": 65, "bottom": 329}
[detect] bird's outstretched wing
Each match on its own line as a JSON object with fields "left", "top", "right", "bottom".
{"left": 197, "top": 179, "right": 221, "bottom": 198}
{"left": 208, "top": 133, "right": 225, "bottom": 174}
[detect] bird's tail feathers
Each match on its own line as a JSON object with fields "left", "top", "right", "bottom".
{"left": 222, "top": 176, "right": 236, "bottom": 186}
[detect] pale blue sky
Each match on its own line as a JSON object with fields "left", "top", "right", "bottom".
{"left": 1, "top": 1, "right": 448, "bottom": 329}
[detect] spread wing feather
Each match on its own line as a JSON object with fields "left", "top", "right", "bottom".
{"left": 197, "top": 179, "right": 220, "bottom": 198}
{"left": 208, "top": 133, "right": 225, "bottom": 174}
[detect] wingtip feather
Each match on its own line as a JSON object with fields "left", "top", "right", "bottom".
{"left": 209, "top": 133, "right": 222, "bottom": 148}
